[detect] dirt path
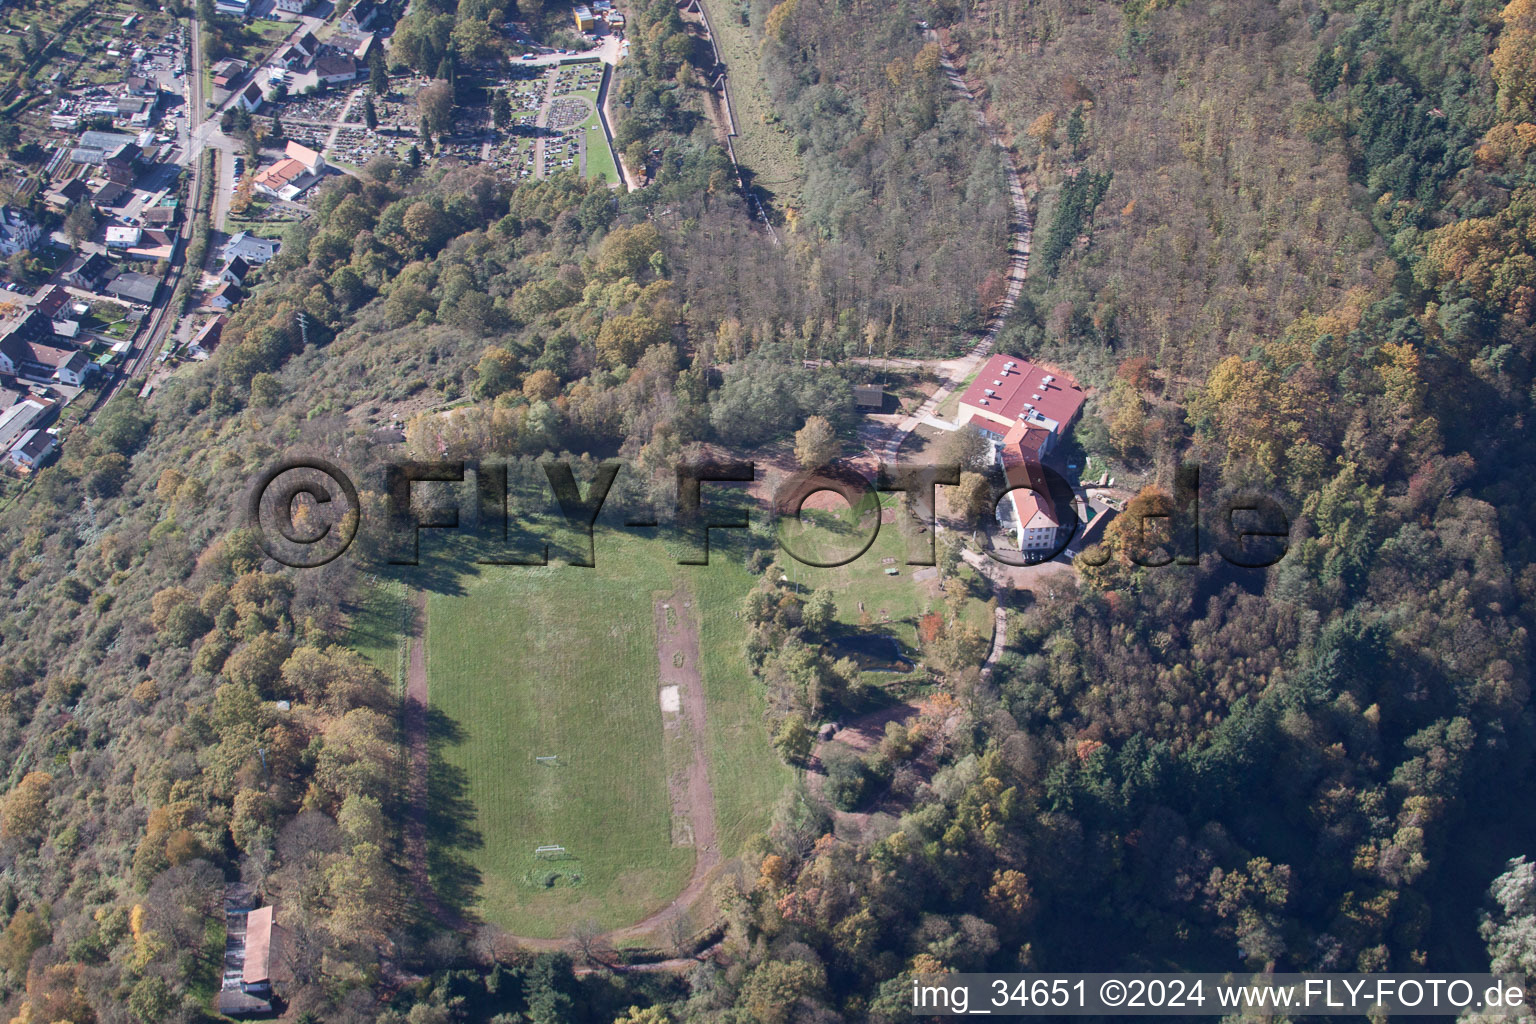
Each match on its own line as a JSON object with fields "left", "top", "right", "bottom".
{"left": 533, "top": 70, "right": 556, "bottom": 178}
{"left": 604, "top": 590, "right": 722, "bottom": 943}
{"left": 875, "top": 36, "right": 1033, "bottom": 465}
{"left": 859, "top": 31, "right": 1037, "bottom": 669}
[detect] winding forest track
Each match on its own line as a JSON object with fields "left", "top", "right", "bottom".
{"left": 864, "top": 31, "right": 1035, "bottom": 672}
{"left": 877, "top": 32, "right": 1033, "bottom": 462}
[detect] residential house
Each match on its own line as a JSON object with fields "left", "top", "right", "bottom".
{"left": 295, "top": 31, "right": 321, "bottom": 60}
{"left": 93, "top": 179, "right": 130, "bottom": 208}
{"left": 955, "top": 354, "right": 1085, "bottom": 453}
{"left": 0, "top": 207, "right": 40, "bottom": 257}
{"left": 222, "top": 232, "right": 280, "bottom": 265}
{"left": 352, "top": 33, "right": 380, "bottom": 62}
{"left": 0, "top": 314, "right": 95, "bottom": 387}
{"left": 189, "top": 315, "right": 226, "bottom": 359}
{"left": 339, "top": 0, "right": 380, "bottom": 33}
{"left": 236, "top": 82, "right": 264, "bottom": 113}
{"left": 42, "top": 178, "right": 90, "bottom": 212}
{"left": 104, "top": 271, "right": 160, "bottom": 305}
{"left": 0, "top": 309, "right": 51, "bottom": 350}
{"left": 62, "top": 252, "right": 111, "bottom": 291}
{"left": 31, "top": 285, "right": 70, "bottom": 320}
{"left": 274, "top": 0, "right": 312, "bottom": 12}
{"left": 221, "top": 256, "right": 250, "bottom": 286}
{"left": 125, "top": 73, "right": 158, "bottom": 97}
{"left": 8, "top": 428, "right": 57, "bottom": 471}
{"left": 209, "top": 282, "right": 243, "bottom": 309}
{"left": 142, "top": 205, "right": 177, "bottom": 228}
{"left": 211, "top": 59, "right": 249, "bottom": 90}
{"left": 853, "top": 385, "right": 884, "bottom": 411}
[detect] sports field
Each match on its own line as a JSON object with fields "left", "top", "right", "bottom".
{"left": 420, "top": 529, "right": 789, "bottom": 938}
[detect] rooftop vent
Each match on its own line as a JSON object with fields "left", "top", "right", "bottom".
{"left": 984, "top": 388, "right": 996, "bottom": 396}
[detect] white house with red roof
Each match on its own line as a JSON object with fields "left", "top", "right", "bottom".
{"left": 955, "top": 355, "right": 1086, "bottom": 553}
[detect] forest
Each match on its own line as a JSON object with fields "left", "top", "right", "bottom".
{"left": 0, "top": 0, "right": 1532, "bottom": 1020}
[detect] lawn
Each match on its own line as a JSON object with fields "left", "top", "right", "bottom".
{"left": 780, "top": 491, "right": 995, "bottom": 654}
{"left": 411, "top": 524, "right": 789, "bottom": 939}
{"left": 584, "top": 122, "right": 619, "bottom": 185}
{"left": 222, "top": 216, "right": 294, "bottom": 240}
{"left": 348, "top": 575, "right": 409, "bottom": 689}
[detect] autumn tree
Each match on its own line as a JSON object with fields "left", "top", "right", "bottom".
{"left": 2, "top": 773, "right": 54, "bottom": 847}
{"left": 596, "top": 314, "right": 667, "bottom": 367}
{"left": 1027, "top": 111, "right": 1058, "bottom": 149}
{"left": 794, "top": 414, "right": 838, "bottom": 469}
{"left": 1492, "top": 0, "right": 1536, "bottom": 119}
{"left": 416, "top": 79, "right": 454, "bottom": 138}
{"left": 64, "top": 202, "right": 96, "bottom": 244}
{"left": 522, "top": 368, "right": 560, "bottom": 401}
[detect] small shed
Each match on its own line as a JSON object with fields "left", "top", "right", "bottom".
{"left": 854, "top": 385, "right": 884, "bottom": 411}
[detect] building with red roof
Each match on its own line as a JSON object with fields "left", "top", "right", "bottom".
{"left": 954, "top": 355, "right": 1085, "bottom": 554}
{"left": 956, "top": 354, "right": 1086, "bottom": 453}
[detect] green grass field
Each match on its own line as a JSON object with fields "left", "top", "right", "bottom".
{"left": 584, "top": 123, "right": 619, "bottom": 184}
{"left": 403, "top": 527, "right": 789, "bottom": 938}
{"left": 781, "top": 492, "right": 994, "bottom": 652}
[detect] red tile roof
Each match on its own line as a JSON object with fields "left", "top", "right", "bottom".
{"left": 252, "top": 157, "right": 307, "bottom": 191}
{"left": 959, "top": 354, "right": 1085, "bottom": 435}
{"left": 244, "top": 906, "right": 273, "bottom": 985}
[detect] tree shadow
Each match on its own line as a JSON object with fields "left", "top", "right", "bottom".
{"left": 425, "top": 706, "right": 484, "bottom": 921}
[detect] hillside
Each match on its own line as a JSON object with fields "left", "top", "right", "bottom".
{"left": 0, "top": 0, "right": 1532, "bottom": 1020}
